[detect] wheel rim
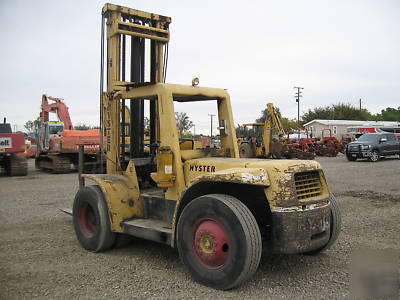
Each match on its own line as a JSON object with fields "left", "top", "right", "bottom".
{"left": 371, "top": 152, "right": 378, "bottom": 161}
{"left": 193, "top": 219, "right": 230, "bottom": 268}
{"left": 78, "top": 203, "right": 97, "bottom": 238}
{"left": 240, "top": 146, "right": 247, "bottom": 157}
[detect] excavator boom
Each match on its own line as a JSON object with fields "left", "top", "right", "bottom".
{"left": 266, "top": 102, "right": 285, "bottom": 136}
{"left": 41, "top": 95, "right": 74, "bottom": 130}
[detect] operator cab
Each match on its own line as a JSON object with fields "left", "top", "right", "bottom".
{"left": 47, "top": 121, "right": 64, "bottom": 136}
{"left": 238, "top": 123, "right": 265, "bottom": 147}
{"left": 116, "top": 84, "right": 238, "bottom": 188}
{"left": 39, "top": 121, "right": 64, "bottom": 150}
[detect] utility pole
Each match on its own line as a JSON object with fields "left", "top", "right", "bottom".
{"left": 208, "top": 114, "right": 215, "bottom": 139}
{"left": 359, "top": 98, "right": 362, "bottom": 110}
{"left": 193, "top": 124, "right": 196, "bottom": 136}
{"left": 294, "top": 86, "right": 304, "bottom": 139}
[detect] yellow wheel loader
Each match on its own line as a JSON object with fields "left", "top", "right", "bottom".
{"left": 71, "top": 4, "right": 341, "bottom": 290}
{"left": 238, "top": 103, "right": 315, "bottom": 159}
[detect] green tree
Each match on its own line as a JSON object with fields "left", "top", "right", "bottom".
{"left": 301, "top": 103, "right": 373, "bottom": 123}
{"left": 255, "top": 105, "right": 299, "bottom": 132}
{"left": 74, "top": 123, "right": 100, "bottom": 130}
{"left": 281, "top": 118, "right": 299, "bottom": 132}
{"left": 181, "top": 131, "right": 193, "bottom": 138}
{"left": 175, "top": 112, "right": 193, "bottom": 134}
{"left": 255, "top": 107, "right": 281, "bottom": 124}
{"left": 374, "top": 107, "right": 400, "bottom": 121}
{"left": 24, "top": 117, "right": 41, "bottom": 133}
{"left": 236, "top": 105, "right": 299, "bottom": 137}
{"left": 236, "top": 124, "right": 257, "bottom": 138}
{"left": 144, "top": 116, "right": 150, "bottom": 130}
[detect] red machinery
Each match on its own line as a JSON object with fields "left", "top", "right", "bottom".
{"left": 35, "top": 95, "right": 103, "bottom": 173}
{"left": 285, "top": 137, "right": 316, "bottom": 160}
{"left": 0, "top": 118, "right": 28, "bottom": 176}
{"left": 314, "top": 129, "right": 347, "bottom": 157}
{"left": 285, "top": 129, "right": 349, "bottom": 158}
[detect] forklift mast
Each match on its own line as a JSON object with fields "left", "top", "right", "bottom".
{"left": 101, "top": 4, "right": 171, "bottom": 174}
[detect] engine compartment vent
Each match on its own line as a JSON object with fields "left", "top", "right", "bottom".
{"left": 294, "top": 171, "right": 322, "bottom": 200}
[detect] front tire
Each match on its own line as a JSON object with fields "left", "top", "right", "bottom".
{"left": 73, "top": 185, "right": 116, "bottom": 252}
{"left": 369, "top": 150, "right": 380, "bottom": 162}
{"left": 346, "top": 153, "right": 357, "bottom": 161}
{"left": 177, "top": 194, "right": 262, "bottom": 290}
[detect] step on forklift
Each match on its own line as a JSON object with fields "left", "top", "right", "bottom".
{"left": 71, "top": 3, "right": 341, "bottom": 290}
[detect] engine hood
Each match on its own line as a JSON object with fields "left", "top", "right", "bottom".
{"left": 184, "top": 157, "right": 322, "bottom": 179}
{"left": 183, "top": 157, "right": 329, "bottom": 207}
{"left": 348, "top": 142, "right": 369, "bottom": 146}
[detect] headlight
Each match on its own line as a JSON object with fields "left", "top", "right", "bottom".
{"left": 192, "top": 77, "right": 199, "bottom": 86}
{"left": 361, "top": 145, "right": 370, "bottom": 150}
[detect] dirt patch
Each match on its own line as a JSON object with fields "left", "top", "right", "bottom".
{"left": 0, "top": 157, "right": 399, "bottom": 299}
{"left": 336, "top": 190, "right": 400, "bottom": 204}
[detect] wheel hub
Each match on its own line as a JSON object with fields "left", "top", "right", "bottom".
{"left": 371, "top": 152, "right": 379, "bottom": 161}
{"left": 79, "top": 203, "right": 97, "bottom": 238}
{"left": 193, "top": 219, "right": 229, "bottom": 268}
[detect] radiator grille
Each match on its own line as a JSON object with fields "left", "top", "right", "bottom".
{"left": 294, "top": 171, "right": 322, "bottom": 200}
{"left": 349, "top": 145, "right": 360, "bottom": 151}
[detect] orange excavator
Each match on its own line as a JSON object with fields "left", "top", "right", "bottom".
{"left": 35, "top": 95, "right": 103, "bottom": 173}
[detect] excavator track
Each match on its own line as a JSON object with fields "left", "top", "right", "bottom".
{"left": 5, "top": 155, "right": 28, "bottom": 176}
{"left": 36, "top": 155, "right": 71, "bottom": 174}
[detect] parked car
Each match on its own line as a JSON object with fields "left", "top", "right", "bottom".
{"left": 345, "top": 133, "right": 400, "bottom": 162}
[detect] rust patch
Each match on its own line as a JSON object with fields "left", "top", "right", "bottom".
{"left": 285, "top": 162, "right": 319, "bottom": 174}
{"left": 273, "top": 172, "right": 298, "bottom": 207}
{"left": 271, "top": 204, "right": 331, "bottom": 254}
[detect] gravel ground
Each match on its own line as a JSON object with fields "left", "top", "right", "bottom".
{"left": 0, "top": 155, "right": 399, "bottom": 299}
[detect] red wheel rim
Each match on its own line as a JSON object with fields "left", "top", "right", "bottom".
{"left": 193, "top": 219, "right": 230, "bottom": 268}
{"left": 78, "top": 203, "right": 97, "bottom": 238}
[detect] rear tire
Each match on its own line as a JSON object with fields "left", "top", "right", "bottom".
{"left": 73, "top": 185, "right": 116, "bottom": 252}
{"left": 239, "top": 143, "right": 254, "bottom": 158}
{"left": 177, "top": 194, "right": 262, "bottom": 290}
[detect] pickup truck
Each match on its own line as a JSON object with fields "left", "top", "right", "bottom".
{"left": 345, "top": 133, "right": 400, "bottom": 162}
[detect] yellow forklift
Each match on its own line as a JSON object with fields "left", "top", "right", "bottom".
{"left": 72, "top": 4, "right": 341, "bottom": 290}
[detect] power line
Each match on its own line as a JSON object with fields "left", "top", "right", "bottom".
{"left": 294, "top": 86, "right": 304, "bottom": 126}
{"left": 294, "top": 86, "right": 304, "bottom": 139}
